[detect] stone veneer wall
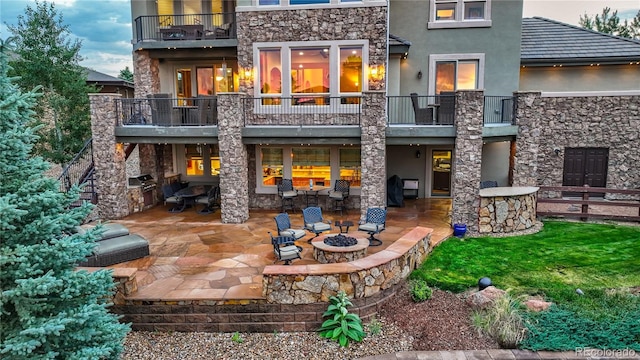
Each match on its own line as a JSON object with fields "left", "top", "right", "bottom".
{"left": 479, "top": 193, "right": 538, "bottom": 233}
{"left": 262, "top": 227, "right": 431, "bottom": 304}
{"left": 360, "top": 92, "right": 387, "bottom": 218}
{"left": 451, "top": 91, "right": 485, "bottom": 234}
{"left": 133, "top": 51, "right": 159, "bottom": 98}
{"left": 235, "top": 5, "right": 387, "bottom": 94}
{"left": 218, "top": 93, "right": 250, "bottom": 223}
{"left": 514, "top": 92, "right": 640, "bottom": 199}
{"left": 89, "top": 94, "right": 129, "bottom": 219}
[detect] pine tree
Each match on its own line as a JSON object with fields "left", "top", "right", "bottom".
{"left": 0, "top": 38, "right": 129, "bottom": 360}
{"left": 118, "top": 66, "right": 134, "bottom": 83}
{"left": 7, "top": 1, "right": 97, "bottom": 164}
{"left": 579, "top": 7, "right": 640, "bottom": 40}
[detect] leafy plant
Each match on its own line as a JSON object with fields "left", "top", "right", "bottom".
{"left": 472, "top": 292, "right": 526, "bottom": 348}
{"left": 368, "top": 316, "right": 382, "bottom": 336}
{"left": 317, "top": 291, "right": 366, "bottom": 347}
{"left": 231, "top": 331, "right": 244, "bottom": 343}
{"left": 409, "top": 279, "right": 433, "bottom": 302}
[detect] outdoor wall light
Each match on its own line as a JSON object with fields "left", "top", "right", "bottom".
{"left": 417, "top": 70, "right": 423, "bottom": 79}
{"left": 416, "top": 150, "right": 421, "bottom": 158}
{"left": 554, "top": 148, "right": 561, "bottom": 156}
{"left": 368, "top": 64, "right": 385, "bottom": 82}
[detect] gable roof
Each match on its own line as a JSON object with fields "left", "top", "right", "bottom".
{"left": 521, "top": 17, "right": 640, "bottom": 65}
{"left": 86, "top": 69, "right": 134, "bottom": 89}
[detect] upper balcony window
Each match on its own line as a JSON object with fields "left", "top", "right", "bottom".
{"left": 429, "top": 0, "right": 491, "bottom": 29}
{"left": 428, "top": 53, "right": 485, "bottom": 95}
{"left": 254, "top": 41, "right": 367, "bottom": 109}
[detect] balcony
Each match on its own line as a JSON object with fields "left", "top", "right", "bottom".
{"left": 483, "top": 96, "right": 515, "bottom": 125}
{"left": 242, "top": 96, "right": 362, "bottom": 126}
{"left": 387, "top": 94, "right": 456, "bottom": 126}
{"left": 133, "top": 13, "right": 236, "bottom": 44}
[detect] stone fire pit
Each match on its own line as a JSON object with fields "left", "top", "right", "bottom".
{"left": 311, "top": 234, "right": 369, "bottom": 264}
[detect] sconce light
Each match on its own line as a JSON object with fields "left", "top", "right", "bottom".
{"left": 417, "top": 70, "right": 423, "bottom": 79}
{"left": 368, "top": 64, "right": 385, "bottom": 82}
{"left": 554, "top": 148, "right": 561, "bottom": 156}
{"left": 242, "top": 67, "right": 253, "bottom": 81}
{"left": 416, "top": 150, "right": 421, "bottom": 158}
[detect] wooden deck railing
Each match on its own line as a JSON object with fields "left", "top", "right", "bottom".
{"left": 537, "top": 185, "right": 640, "bottom": 222}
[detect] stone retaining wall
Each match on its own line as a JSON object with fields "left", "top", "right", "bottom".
{"left": 263, "top": 227, "right": 432, "bottom": 304}
{"left": 479, "top": 192, "right": 538, "bottom": 233}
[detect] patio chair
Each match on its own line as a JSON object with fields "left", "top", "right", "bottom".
{"left": 358, "top": 207, "right": 387, "bottom": 246}
{"left": 480, "top": 180, "right": 498, "bottom": 189}
{"left": 277, "top": 178, "right": 298, "bottom": 213}
{"left": 195, "top": 186, "right": 219, "bottom": 214}
{"left": 328, "top": 179, "right": 350, "bottom": 215}
{"left": 195, "top": 96, "right": 217, "bottom": 125}
{"left": 162, "top": 184, "right": 184, "bottom": 213}
{"left": 268, "top": 232, "right": 302, "bottom": 265}
{"left": 302, "top": 206, "right": 332, "bottom": 243}
{"left": 147, "top": 93, "right": 179, "bottom": 126}
{"left": 274, "top": 213, "right": 306, "bottom": 241}
{"left": 410, "top": 93, "right": 433, "bottom": 125}
{"left": 437, "top": 92, "right": 456, "bottom": 125}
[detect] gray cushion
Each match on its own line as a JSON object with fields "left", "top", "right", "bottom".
{"left": 359, "top": 223, "right": 384, "bottom": 232}
{"left": 281, "top": 229, "right": 306, "bottom": 239}
{"left": 282, "top": 190, "right": 297, "bottom": 198}
{"left": 76, "top": 223, "right": 130, "bottom": 241}
{"left": 307, "top": 222, "right": 331, "bottom": 232}
{"left": 92, "top": 234, "right": 149, "bottom": 256}
{"left": 329, "top": 190, "right": 344, "bottom": 199}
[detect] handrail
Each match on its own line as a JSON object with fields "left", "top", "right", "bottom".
{"left": 133, "top": 13, "right": 236, "bottom": 43}
{"left": 58, "top": 138, "right": 97, "bottom": 204}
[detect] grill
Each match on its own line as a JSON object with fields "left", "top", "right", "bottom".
{"left": 129, "top": 174, "right": 156, "bottom": 192}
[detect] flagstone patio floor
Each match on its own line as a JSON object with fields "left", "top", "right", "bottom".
{"left": 104, "top": 198, "right": 453, "bottom": 302}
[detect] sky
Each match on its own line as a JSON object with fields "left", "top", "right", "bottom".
{"left": 1, "top": 0, "right": 639, "bottom": 77}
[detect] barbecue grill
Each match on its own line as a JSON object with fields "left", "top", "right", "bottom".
{"left": 129, "top": 174, "right": 156, "bottom": 192}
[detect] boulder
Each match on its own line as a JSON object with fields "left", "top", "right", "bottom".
{"left": 524, "top": 299, "right": 552, "bottom": 312}
{"left": 466, "top": 286, "right": 506, "bottom": 310}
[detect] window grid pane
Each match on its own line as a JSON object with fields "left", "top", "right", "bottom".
{"left": 456, "top": 61, "right": 478, "bottom": 90}
{"left": 464, "top": 1, "right": 485, "bottom": 19}
{"left": 292, "top": 148, "right": 330, "bottom": 187}
{"left": 435, "top": 61, "right": 456, "bottom": 94}
{"left": 261, "top": 148, "right": 283, "bottom": 186}
{"left": 339, "top": 148, "right": 361, "bottom": 187}
{"left": 259, "top": 49, "right": 282, "bottom": 95}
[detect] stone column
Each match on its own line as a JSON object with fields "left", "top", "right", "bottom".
{"left": 133, "top": 50, "right": 160, "bottom": 98}
{"left": 217, "top": 93, "right": 249, "bottom": 223}
{"left": 89, "top": 94, "right": 129, "bottom": 219}
{"left": 360, "top": 91, "right": 387, "bottom": 219}
{"left": 512, "top": 91, "right": 542, "bottom": 187}
{"left": 451, "top": 90, "right": 484, "bottom": 234}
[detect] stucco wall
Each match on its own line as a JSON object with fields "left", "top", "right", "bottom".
{"left": 520, "top": 65, "right": 640, "bottom": 92}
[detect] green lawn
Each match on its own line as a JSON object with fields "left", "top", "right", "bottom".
{"left": 410, "top": 221, "right": 640, "bottom": 350}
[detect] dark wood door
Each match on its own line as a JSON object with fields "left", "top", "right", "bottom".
{"left": 562, "top": 148, "right": 608, "bottom": 187}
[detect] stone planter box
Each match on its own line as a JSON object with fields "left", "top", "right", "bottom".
{"left": 478, "top": 186, "right": 539, "bottom": 234}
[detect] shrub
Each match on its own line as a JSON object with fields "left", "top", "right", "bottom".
{"left": 409, "top": 279, "right": 433, "bottom": 302}
{"left": 472, "top": 292, "right": 526, "bottom": 348}
{"left": 317, "top": 291, "right": 366, "bottom": 347}
{"left": 368, "top": 316, "right": 382, "bottom": 336}
{"left": 231, "top": 331, "right": 244, "bottom": 344}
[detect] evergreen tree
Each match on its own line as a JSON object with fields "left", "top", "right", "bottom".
{"left": 0, "top": 38, "right": 129, "bottom": 360}
{"left": 579, "top": 7, "right": 640, "bottom": 39}
{"left": 118, "top": 66, "right": 134, "bottom": 83}
{"left": 7, "top": 0, "right": 97, "bottom": 164}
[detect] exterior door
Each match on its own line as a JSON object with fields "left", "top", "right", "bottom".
{"left": 562, "top": 148, "right": 608, "bottom": 187}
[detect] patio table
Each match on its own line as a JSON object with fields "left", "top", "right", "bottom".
{"left": 295, "top": 185, "right": 329, "bottom": 207}
{"left": 172, "top": 185, "right": 209, "bottom": 212}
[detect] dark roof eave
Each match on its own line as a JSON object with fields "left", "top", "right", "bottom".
{"left": 521, "top": 56, "right": 640, "bottom": 66}
{"left": 390, "top": 44, "right": 411, "bottom": 55}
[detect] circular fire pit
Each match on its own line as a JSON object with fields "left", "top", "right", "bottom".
{"left": 312, "top": 234, "right": 369, "bottom": 264}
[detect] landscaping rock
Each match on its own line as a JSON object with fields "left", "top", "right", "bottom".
{"left": 524, "top": 299, "right": 552, "bottom": 312}
{"left": 466, "top": 286, "right": 506, "bottom": 310}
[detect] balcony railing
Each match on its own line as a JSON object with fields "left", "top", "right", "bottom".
{"left": 484, "top": 96, "right": 515, "bottom": 125}
{"left": 242, "top": 96, "right": 362, "bottom": 126}
{"left": 116, "top": 97, "right": 217, "bottom": 126}
{"left": 387, "top": 94, "right": 456, "bottom": 125}
{"left": 134, "top": 13, "right": 236, "bottom": 43}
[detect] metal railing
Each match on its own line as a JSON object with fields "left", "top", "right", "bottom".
{"left": 134, "top": 13, "right": 236, "bottom": 43}
{"left": 242, "top": 96, "right": 362, "bottom": 126}
{"left": 116, "top": 97, "right": 218, "bottom": 126}
{"left": 387, "top": 94, "right": 456, "bottom": 125}
{"left": 58, "top": 138, "right": 97, "bottom": 205}
{"left": 484, "top": 96, "right": 515, "bottom": 125}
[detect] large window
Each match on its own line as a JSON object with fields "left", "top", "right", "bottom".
{"left": 184, "top": 144, "right": 220, "bottom": 177}
{"left": 257, "top": 146, "right": 361, "bottom": 192}
{"left": 429, "top": 0, "right": 491, "bottom": 28}
{"left": 254, "top": 41, "right": 367, "bottom": 106}
{"left": 428, "top": 54, "right": 484, "bottom": 95}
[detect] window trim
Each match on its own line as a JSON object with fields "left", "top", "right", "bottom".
{"left": 255, "top": 145, "right": 362, "bottom": 195}
{"left": 253, "top": 40, "right": 369, "bottom": 113}
{"left": 428, "top": 53, "right": 485, "bottom": 96}
{"left": 428, "top": 0, "right": 492, "bottom": 29}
